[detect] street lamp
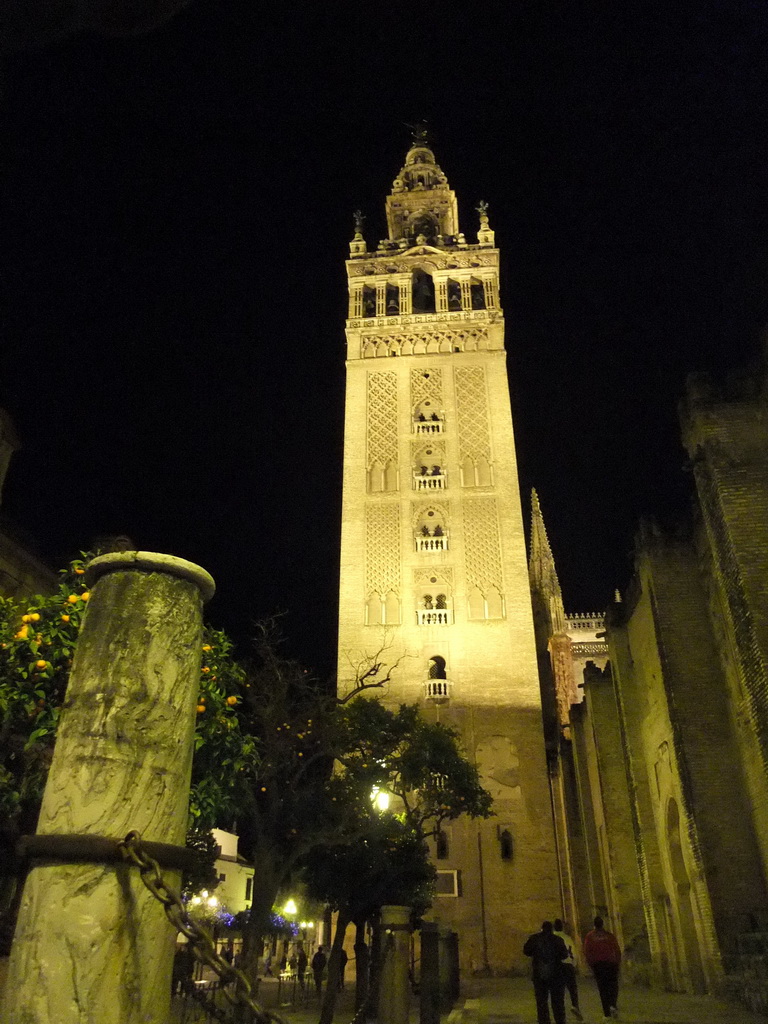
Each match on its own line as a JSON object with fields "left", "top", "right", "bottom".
{"left": 283, "top": 898, "right": 298, "bottom": 916}
{"left": 371, "top": 785, "right": 390, "bottom": 811}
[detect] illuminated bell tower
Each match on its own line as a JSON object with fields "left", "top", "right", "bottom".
{"left": 337, "top": 132, "right": 559, "bottom": 972}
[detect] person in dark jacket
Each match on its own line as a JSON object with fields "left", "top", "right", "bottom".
{"left": 311, "top": 946, "right": 327, "bottom": 994}
{"left": 523, "top": 921, "right": 568, "bottom": 1024}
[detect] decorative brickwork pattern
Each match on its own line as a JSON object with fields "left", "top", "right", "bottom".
{"left": 411, "top": 440, "right": 446, "bottom": 463}
{"left": 413, "top": 567, "right": 454, "bottom": 587}
{"left": 455, "top": 366, "right": 491, "bottom": 463}
{"left": 366, "top": 371, "right": 398, "bottom": 468}
{"left": 463, "top": 497, "right": 504, "bottom": 592}
{"left": 411, "top": 501, "right": 450, "bottom": 527}
{"left": 365, "top": 504, "right": 400, "bottom": 598}
{"left": 410, "top": 368, "right": 443, "bottom": 411}
{"left": 362, "top": 327, "right": 492, "bottom": 358}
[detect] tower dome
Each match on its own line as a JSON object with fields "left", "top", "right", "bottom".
{"left": 387, "top": 137, "right": 458, "bottom": 244}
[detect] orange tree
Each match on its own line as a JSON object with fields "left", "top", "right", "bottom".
{"left": 0, "top": 557, "right": 258, "bottom": 947}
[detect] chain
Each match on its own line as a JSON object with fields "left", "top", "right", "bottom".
{"left": 119, "top": 829, "right": 288, "bottom": 1024}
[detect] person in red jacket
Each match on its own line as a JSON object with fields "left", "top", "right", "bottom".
{"left": 583, "top": 917, "right": 622, "bottom": 1020}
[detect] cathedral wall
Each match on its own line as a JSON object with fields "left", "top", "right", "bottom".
{"left": 580, "top": 664, "right": 648, "bottom": 966}
{"left": 681, "top": 387, "right": 768, "bottom": 882}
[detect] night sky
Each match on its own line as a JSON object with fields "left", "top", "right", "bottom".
{"left": 2, "top": 4, "right": 767, "bottom": 675}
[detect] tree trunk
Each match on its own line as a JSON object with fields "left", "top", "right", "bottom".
{"left": 353, "top": 916, "right": 370, "bottom": 1012}
{"left": 241, "top": 844, "right": 284, "bottom": 986}
{"left": 318, "top": 910, "right": 350, "bottom": 1024}
{"left": 1, "top": 551, "right": 213, "bottom": 1024}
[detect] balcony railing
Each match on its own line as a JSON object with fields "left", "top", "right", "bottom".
{"left": 414, "top": 421, "right": 444, "bottom": 435}
{"left": 416, "top": 609, "right": 451, "bottom": 626}
{"left": 424, "top": 679, "right": 452, "bottom": 703}
{"left": 414, "top": 473, "right": 446, "bottom": 491}
{"left": 415, "top": 535, "right": 448, "bottom": 552}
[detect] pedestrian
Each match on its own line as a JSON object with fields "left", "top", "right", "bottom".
{"left": 523, "top": 920, "right": 568, "bottom": 1024}
{"left": 297, "top": 947, "right": 308, "bottom": 988}
{"left": 583, "top": 916, "right": 622, "bottom": 1020}
{"left": 172, "top": 941, "right": 195, "bottom": 996}
{"left": 338, "top": 947, "right": 348, "bottom": 989}
{"left": 553, "top": 918, "right": 582, "bottom": 1021}
{"left": 312, "top": 946, "right": 327, "bottom": 995}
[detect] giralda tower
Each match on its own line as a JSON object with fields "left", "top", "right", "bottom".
{"left": 337, "top": 133, "right": 559, "bottom": 971}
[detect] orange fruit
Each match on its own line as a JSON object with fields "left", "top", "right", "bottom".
{"left": 202, "top": 644, "right": 212, "bottom": 651}
{"left": 30, "top": 613, "right": 41, "bottom": 622}
{"left": 67, "top": 595, "right": 79, "bottom": 604}
{"left": 35, "top": 660, "right": 46, "bottom": 669}
{"left": 81, "top": 592, "right": 90, "bottom": 602}
{"left": 201, "top": 666, "right": 210, "bottom": 674}
{"left": 61, "top": 614, "right": 70, "bottom": 623}
{"left": 196, "top": 705, "right": 205, "bottom": 713}
{"left": 22, "top": 614, "right": 31, "bottom": 623}
{"left": 226, "top": 696, "right": 238, "bottom": 706}
{"left": 74, "top": 568, "right": 85, "bottom": 575}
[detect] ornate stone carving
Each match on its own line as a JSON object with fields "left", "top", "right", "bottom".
{"left": 365, "top": 504, "right": 400, "bottom": 596}
{"left": 463, "top": 497, "right": 504, "bottom": 592}
{"left": 455, "top": 366, "right": 491, "bottom": 462}
{"left": 366, "top": 371, "right": 398, "bottom": 467}
{"left": 361, "top": 326, "right": 494, "bottom": 358}
{"left": 413, "top": 567, "right": 454, "bottom": 586}
{"left": 410, "top": 367, "right": 443, "bottom": 412}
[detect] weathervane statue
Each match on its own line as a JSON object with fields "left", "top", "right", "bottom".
{"left": 405, "top": 120, "right": 430, "bottom": 147}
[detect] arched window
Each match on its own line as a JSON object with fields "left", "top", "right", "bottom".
{"left": 436, "top": 831, "right": 449, "bottom": 860}
{"left": 470, "top": 278, "right": 486, "bottom": 309}
{"left": 411, "top": 213, "right": 439, "bottom": 242}
{"left": 447, "top": 279, "right": 462, "bottom": 311}
{"left": 362, "top": 284, "right": 376, "bottom": 317}
{"left": 412, "top": 269, "right": 436, "bottom": 313}
{"left": 415, "top": 507, "right": 448, "bottom": 551}
{"left": 428, "top": 656, "right": 447, "bottom": 679}
{"left": 500, "top": 829, "right": 513, "bottom": 861}
{"left": 435, "top": 594, "right": 447, "bottom": 610}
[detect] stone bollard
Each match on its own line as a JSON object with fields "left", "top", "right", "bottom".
{"left": 379, "top": 905, "right": 412, "bottom": 1024}
{"left": 2, "top": 551, "right": 214, "bottom": 1024}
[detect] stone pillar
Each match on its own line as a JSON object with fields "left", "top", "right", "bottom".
{"left": 419, "top": 922, "right": 439, "bottom": 1024}
{"left": 2, "top": 551, "right": 214, "bottom": 1024}
{"left": 378, "top": 905, "right": 411, "bottom": 1024}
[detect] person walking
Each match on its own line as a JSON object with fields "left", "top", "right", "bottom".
{"left": 583, "top": 916, "right": 622, "bottom": 1020}
{"left": 553, "top": 919, "right": 583, "bottom": 1021}
{"left": 523, "top": 921, "right": 568, "bottom": 1024}
{"left": 311, "top": 946, "right": 327, "bottom": 995}
{"left": 297, "top": 947, "right": 308, "bottom": 989}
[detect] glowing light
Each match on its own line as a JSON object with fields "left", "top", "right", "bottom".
{"left": 283, "top": 898, "right": 298, "bottom": 916}
{"left": 371, "top": 786, "right": 390, "bottom": 811}
{"left": 207, "top": 896, "right": 219, "bottom": 908}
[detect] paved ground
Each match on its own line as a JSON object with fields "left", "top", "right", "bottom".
{"left": 180, "top": 973, "right": 767, "bottom": 1024}
{"left": 457, "top": 976, "right": 767, "bottom": 1024}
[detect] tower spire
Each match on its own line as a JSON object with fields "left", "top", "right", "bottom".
{"left": 529, "top": 489, "right": 566, "bottom": 634}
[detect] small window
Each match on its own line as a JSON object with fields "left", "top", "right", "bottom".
{"left": 245, "top": 877, "right": 253, "bottom": 901}
{"left": 435, "top": 869, "right": 461, "bottom": 897}
{"left": 436, "top": 831, "right": 449, "bottom": 860}
{"left": 218, "top": 873, "right": 226, "bottom": 882}
{"left": 500, "top": 830, "right": 513, "bottom": 861}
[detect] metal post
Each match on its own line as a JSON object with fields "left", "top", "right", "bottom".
{"left": 419, "top": 922, "right": 439, "bottom": 1024}
{"left": 2, "top": 551, "right": 214, "bottom": 1024}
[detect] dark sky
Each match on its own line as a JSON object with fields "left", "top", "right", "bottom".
{"left": 2, "top": 3, "right": 767, "bottom": 675}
